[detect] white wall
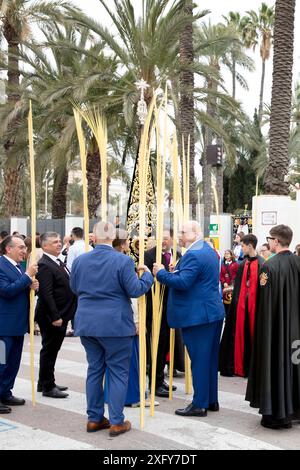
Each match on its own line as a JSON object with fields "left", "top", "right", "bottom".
{"left": 65, "top": 217, "right": 83, "bottom": 237}
{"left": 210, "top": 214, "right": 232, "bottom": 255}
{"left": 10, "top": 217, "right": 28, "bottom": 236}
{"left": 252, "top": 191, "right": 300, "bottom": 249}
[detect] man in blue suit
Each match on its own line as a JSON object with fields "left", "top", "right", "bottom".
{"left": 154, "top": 221, "right": 224, "bottom": 417}
{"left": 70, "top": 222, "right": 153, "bottom": 437}
{"left": 0, "top": 235, "right": 39, "bottom": 414}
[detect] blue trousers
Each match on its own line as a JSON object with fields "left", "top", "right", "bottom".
{"left": 80, "top": 336, "right": 133, "bottom": 425}
{"left": 0, "top": 336, "right": 24, "bottom": 400}
{"left": 182, "top": 321, "right": 223, "bottom": 409}
{"left": 104, "top": 335, "right": 140, "bottom": 406}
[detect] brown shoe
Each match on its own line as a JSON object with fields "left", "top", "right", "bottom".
{"left": 86, "top": 417, "right": 110, "bottom": 433}
{"left": 109, "top": 420, "right": 131, "bottom": 437}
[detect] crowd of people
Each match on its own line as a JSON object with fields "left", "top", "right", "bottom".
{"left": 0, "top": 221, "right": 300, "bottom": 438}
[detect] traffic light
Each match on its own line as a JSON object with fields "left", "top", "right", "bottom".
{"left": 206, "top": 144, "right": 223, "bottom": 166}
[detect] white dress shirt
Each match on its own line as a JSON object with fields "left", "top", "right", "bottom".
{"left": 44, "top": 252, "right": 60, "bottom": 265}
{"left": 67, "top": 239, "right": 93, "bottom": 272}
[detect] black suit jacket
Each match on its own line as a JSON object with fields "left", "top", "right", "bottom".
{"left": 35, "top": 254, "right": 77, "bottom": 325}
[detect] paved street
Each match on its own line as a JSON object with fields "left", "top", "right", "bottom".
{"left": 0, "top": 335, "right": 299, "bottom": 451}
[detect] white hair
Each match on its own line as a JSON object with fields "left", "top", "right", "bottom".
{"left": 93, "top": 221, "right": 116, "bottom": 241}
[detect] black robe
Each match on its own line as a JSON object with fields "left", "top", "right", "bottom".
{"left": 219, "top": 256, "right": 264, "bottom": 377}
{"left": 246, "top": 251, "right": 300, "bottom": 421}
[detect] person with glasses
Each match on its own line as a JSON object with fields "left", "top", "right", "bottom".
{"left": 258, "top": 243, "right": 273, "bottom": 261}
{"left": 219, "top": 234, "right": 264, "bottom": 378}
{"left": 0, "top": 236, "right": 39, "bottom": 414}
{"left": 246, "top": 225, "right": 300, "bottom": 430}
{"left": 153, "top": 221, "right": 224, "bottom": 418}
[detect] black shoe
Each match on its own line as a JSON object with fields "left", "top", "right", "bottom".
{"left": 37, "top": 383, "right": 68, "bottom": 393}
{"left": 1, "top": 396, "right": 25, "bottom": 406}
{"left": 162, "top": 381, "right": 177, "bottom": 392}
{"left": 175, "top": 403, "right": 207, "bottom": 417}
{"left": 208, "top": 402, "right": 219, "bottom": 412}
{"left": 0, "top": 404, "right": 11, "bottom": 414}
{"left": 155, "top": 386, "right": 169, "bottom": 398}
{"left": 42, "top": 387, "right": 69, "bottom": 399}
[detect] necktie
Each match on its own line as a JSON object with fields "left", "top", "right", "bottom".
{"left": 163, "top": 252, "right": 171, "bottom": 269}
{"left": 15, "top": 264, "right": 23, "bottom": 274}
{"left": 56, "top": 259, "right": 70, "bottom": 276}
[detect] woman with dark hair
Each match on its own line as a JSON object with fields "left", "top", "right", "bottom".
{"left": 220, "top": 250, "right": 239, "bottom": 316}
{"left": 233, "top": 232, "right": 245, "bottom": 263}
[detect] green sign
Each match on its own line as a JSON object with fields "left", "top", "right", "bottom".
{"left": 209, "top": 224, "right": 219, "bottom": 234}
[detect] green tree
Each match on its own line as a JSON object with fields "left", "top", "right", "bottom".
{"left": 195, "top": 21, "right": 252, "bottom": 221}
{"left": 0, "top": 0, "right": 71, "bottom": 216}
{"left": 241, "top": 2, "right": 275, "bottom": 125}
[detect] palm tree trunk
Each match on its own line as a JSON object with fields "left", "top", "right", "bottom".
{"left": 52, "top": 166, "right": 68, "bottom": 219}
{"left": 264, "top": 0, "right": 295, "bottom": 195}
{"left": 2, "top": 21, "right": 22, "bottom": 217}
{"left": 86, "top": 150, "right": 101, "bottom": 218}
{"left": 179, "top": 0, "right": 197, "bottom": 217}
{"left": 2, "top": 164, "right": 23, "bottom": 217}
{"left": 258, "top": 58, "right": 266, "bottom": 124}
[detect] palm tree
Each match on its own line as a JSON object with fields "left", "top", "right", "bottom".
{"left": 222, "top": 12, "right": 255, "bottom": 100}
{"left": 179, "top": 0, "right": 196, "bottom": 215}
{"left": 66, "top": 0, "right": 207, "bottom": 219}
{"left": 264, "top": 0, "right": 297, "bottom": 197}
{"left": 241, "top": 2, "right": 275, "bottom": 125}
{"left": 11, "top": 19, "right": 126, "bottom": 218}
{"left": 0, "top": 0, "right": 72, "bottom": 217}
{"left": 194, "top": 22, "right": 251, "bottom": 221}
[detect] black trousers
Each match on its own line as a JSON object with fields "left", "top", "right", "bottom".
{"left": 147, "top": 311, "right": 170, "bottom": 389}
{"left": 37, "top": 320, "right": 67, "bottom": 392}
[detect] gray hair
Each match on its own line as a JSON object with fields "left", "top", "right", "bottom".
{"left": 40, "top": 232, "right": 60, "bottom": 246}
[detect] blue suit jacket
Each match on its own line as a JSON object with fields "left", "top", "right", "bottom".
{"left": 157, "top": 241, "right": 225, "bottom": 328}
{"left": 0, "top": 256, "right": 32, "bottom": 336}
{"left": 70, "top": 245, "right": 154, "bottom": 337}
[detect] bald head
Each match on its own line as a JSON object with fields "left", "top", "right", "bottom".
{"left": 93, "top": 221, "right": 116, "bottom": 245}
{"left": 179, "top": 220, "right": 203, "bottom": 248}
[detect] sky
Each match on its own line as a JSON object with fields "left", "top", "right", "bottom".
{"left": 71, "top": 0, "right": 300, "bottom": 119}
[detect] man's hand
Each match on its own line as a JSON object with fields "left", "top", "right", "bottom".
{"left": 26, "top": 264, "right": 38, "bottom": 278}
{"left": 137, "top": 265, "right": 151, "bottom": 274}
{"left": 30, "top": 280, "right": 39, "bottom": 291}
{"left": 153, "top": 263, "right": 165, "bottom": 276}
{"left": 52, "top": 319, "right": 63, "bottom": 327}
{"left": 169, "top": 263, "right": 176, "bottom": 273}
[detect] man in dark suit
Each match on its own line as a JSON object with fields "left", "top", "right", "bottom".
{"left": 0, "top": 235, "right": 38, "bottom": 413}
{"left": 145, "top": 228, "right": 183, "bottom": 397}
{"left": 36, "top": 232, "right": 77, "bottom": 398}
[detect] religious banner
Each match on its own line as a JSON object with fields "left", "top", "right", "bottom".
{"left": 126, "top": 153, "right": 156, "bottom": 264}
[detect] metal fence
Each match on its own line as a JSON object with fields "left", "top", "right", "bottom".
{"left": 27, "top": 219, "right": 65, "bottom": 238}
{"left": 0, "top": 219, "right": 10, "bottom": 234}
